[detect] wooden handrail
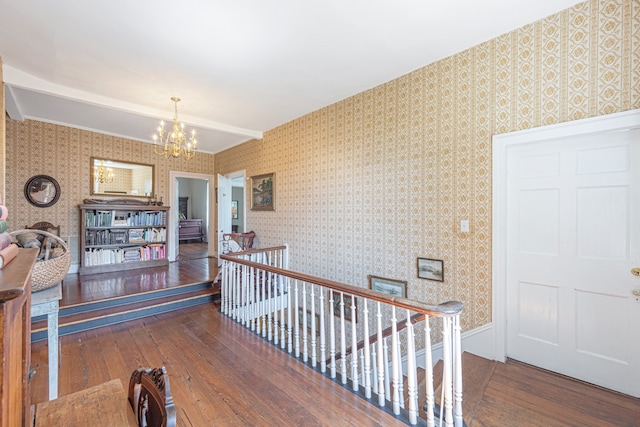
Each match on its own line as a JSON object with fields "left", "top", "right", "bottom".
{"left": 221, "top": 249, "right": 463, "bottom": 318}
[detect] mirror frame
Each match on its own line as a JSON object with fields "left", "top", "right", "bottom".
{"left": 24, "top": 175, "right": 61, "bottom": 208}
{"left": 90, "top": 157, "right": 155, "bottom": 198}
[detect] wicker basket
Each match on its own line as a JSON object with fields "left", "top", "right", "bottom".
{"left": 9, "top": 229, "right": 71, "bottom": 292}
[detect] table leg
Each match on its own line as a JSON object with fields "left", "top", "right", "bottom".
{"left": 46, "top": 309, "right": 59, "bottom": 400}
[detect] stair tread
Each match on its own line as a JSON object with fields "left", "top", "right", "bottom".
{"left": 59, "top": 280, "right": 214, "bottom": 312}
{"left": 32, "top": 287, "right": 218, "bottom": 332}
{"left": 431, "top": 352, "right": 496, "bottom": 419}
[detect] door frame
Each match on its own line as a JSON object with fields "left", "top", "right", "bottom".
{"left": 492, "top": 109, "right": 640, "bottom": 362}
{"left": 168, "top": 170, "right": 215, "bottom": 262}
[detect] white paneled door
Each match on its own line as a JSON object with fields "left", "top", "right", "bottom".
{"left": 505, "top": 127, "right": 640, "bottom": 397}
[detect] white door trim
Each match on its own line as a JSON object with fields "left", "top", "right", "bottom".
{"left": 492, "top": 109, "right": 640, "bottom": 362}
{"left": 168, "top": 170, "right": 215, "bottom": 262}
{"left": 226, "top": 169, "right": 247, "bottom": 233}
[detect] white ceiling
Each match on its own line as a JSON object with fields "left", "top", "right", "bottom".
{"left": 0, "top": 0, "right": 585, "bottom": 154}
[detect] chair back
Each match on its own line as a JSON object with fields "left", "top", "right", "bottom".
{"left": 222, "top": 231, "right": 256, "bottom": 251}
{"left": 128, "top": 367, "right": 176, "bottom": 427}
{"left": 26, "top": 221, "right": 61, "bottom": 236}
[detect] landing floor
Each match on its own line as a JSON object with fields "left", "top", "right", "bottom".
{"left": 60, "top": 243, "right": 216, "bottom": 307}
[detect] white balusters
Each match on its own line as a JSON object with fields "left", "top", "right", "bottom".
{"left": 350, "top": 295, "right": 358, "bottom": 391}
{"left": 339, "top": 292, "right": 347, "bottom": 385}
{"left": 319, "top": 288, "right": 326, "bottom": 373}
{"left": 363, "top": 299, "right": 372, "bottom": 399}
{"left": 279, "top": 274, "right": 286, "bottom": 349}
{"left": 442, "top": 317, "right": 454, "bottom": 427}
{"left": 425, "top": 316, "right": 435, "bottom": 427}
{"left": 219, "top": 246, "right": 464, "bottom": 427}
{"left": 310, "top": 285, "right": 317, "bottom": 367}
{"left": 376, "top": 302, "right": 386, "bottom": 406}
{"left": 391, "top": 306, "right": 400, "bottom": 415}
{"left": 302, "top": 283, "right": 308, "bottom": 362}
{"left": 406, "top": 310, "right": 417, "bottom": 425}
{"left": 329, "top": 290, "right": 336, "bottom": 379}
{"left": 397, "top": 337, "right": 404, "bottom": 410}
{"left": 294, "top": 279, "right": 300, "bottom": 358}
{"left": 453, "top": 315, "right": 463, "bottom": 427}
{"left": 287, "top": 277, "right": 293, "bottom": 353}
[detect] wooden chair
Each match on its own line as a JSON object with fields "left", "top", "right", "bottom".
{"left": 25, "top": 221, "right": 61, "bottom": 236}
{"left": 222, "top": 231, "right": 256, "bottom": 252}
{"left": 128, "top": 367, "right": 176, "bottom": 427}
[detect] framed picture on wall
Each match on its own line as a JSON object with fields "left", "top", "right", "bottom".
{"left": 417, "top": 258, "right": 444, "bottom": 282}
{"left": 368, "top": 275, "right": 408, "bottom": 298}
{"left": 250, "top": 173, "right": 275, "bottom": 211}
{"left": 231, "top": 200, "right": 238, "bottom": 219}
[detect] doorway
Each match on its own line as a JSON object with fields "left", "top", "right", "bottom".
{"left": 217, "top": 170, "right": 246, "bottom": 259}
{"left": 168, "top": 171, "right": 215, "bottom": 262}
{"left": 493, "top": 109, "right": 640, "bottom": 397}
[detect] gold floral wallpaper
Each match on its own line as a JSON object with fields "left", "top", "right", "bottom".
{"left": 4, "top": 119, "right": 215, "bottom": 255}
{"left": 1, "top": 57, "right": 5, "bottom": 195}
{"left": 216, "top": 0, "right": 640, "bottom": 332}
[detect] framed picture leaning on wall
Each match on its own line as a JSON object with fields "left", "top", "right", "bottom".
{"left": 368, "top": 275, "right": 408, "bottom": 298}
{"left": 332, "top": 293, "right": 357, "bottom": 323}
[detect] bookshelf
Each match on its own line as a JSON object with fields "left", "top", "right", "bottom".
{"left": 79, "top": 204, "right": 170, "bottom": 275}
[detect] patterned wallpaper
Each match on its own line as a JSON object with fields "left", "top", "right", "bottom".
{"left": 216, "top": 0, "right": 640, "bottom": 332}
{"left": 1, "top": 57, "right": 5, "bottom": 196}
{"left": 4, "top": 119, "right": 215, "bottom": 252}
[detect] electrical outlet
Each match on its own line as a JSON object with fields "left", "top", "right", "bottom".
{"left": 460, "top": 220, "right": 469, "bottom": 233}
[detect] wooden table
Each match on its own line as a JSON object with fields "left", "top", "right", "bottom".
{"left": 31, "top": 283, "right": 61, "bottom": 400}
{"left": 34, "top": 379, "right": 137, "bottom": 426}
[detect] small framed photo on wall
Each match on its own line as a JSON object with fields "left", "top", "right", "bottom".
{"left": 231, "top": 200, "right": 238, "bottom": 219}
{"left": 417, "top": 258, "right": 444, "bottom": 282}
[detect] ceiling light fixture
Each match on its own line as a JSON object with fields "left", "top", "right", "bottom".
{"left": 153, "top": 97, "right": 197, "bottom": 160}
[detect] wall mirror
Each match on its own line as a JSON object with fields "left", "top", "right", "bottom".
{"left": 91, "top": 157, "right": 154, "bottom": 198}
{"left": 24, "top": 175, "right": 61, "bottom": 207}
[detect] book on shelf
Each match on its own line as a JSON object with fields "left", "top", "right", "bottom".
{"left": 128, "top": 228, "right": 145, "bottom": 243}
{"left": 85, "top": 210, "right": 113, "bottom": 227}
{"left": 111, "top": 211, "right": 131, "bottom": 226}
{"left": 84, "top": 248, "right": 124, "bottom": 266}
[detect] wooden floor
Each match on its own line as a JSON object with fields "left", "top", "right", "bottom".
{"left": 60, "top": 242, "right": 214, "bottom": 306}
{"left": 30, "top": 243, "right": 640, "bottom": 426}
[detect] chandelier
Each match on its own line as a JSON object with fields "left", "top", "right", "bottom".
{"left": 95, "top": 160, "right": 114, "bottom": 183}
{"left": 153, "top": 97, "right": 197, "bottom": 160}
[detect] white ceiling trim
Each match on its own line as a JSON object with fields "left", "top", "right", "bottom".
{"left": 3, "top": 65, "right": 263, "bottom": 140}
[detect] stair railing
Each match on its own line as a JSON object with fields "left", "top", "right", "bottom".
{"left": 221, "top": 246, "right": 464, "bottom": 427}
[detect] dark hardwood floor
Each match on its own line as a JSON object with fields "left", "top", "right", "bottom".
{"left": 60, "top": 242, "right": 214, "bottom": 307}
{"left": 29, "top": 244, "right": 640, "bottom": 426}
